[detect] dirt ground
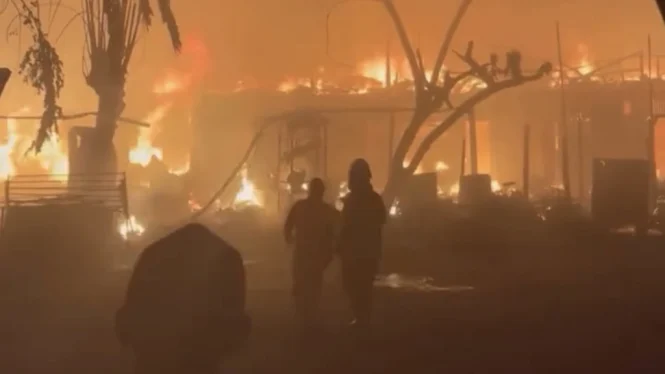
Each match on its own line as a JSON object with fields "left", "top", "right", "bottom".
{"left": 2, "top": 228, "right": 665, "bottom": 374}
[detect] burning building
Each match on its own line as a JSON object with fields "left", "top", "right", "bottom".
{"left": 180, "top": 48, "right": 665, "bottom": 211}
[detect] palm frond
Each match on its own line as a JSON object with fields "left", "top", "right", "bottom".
{"left": 138, "top": 0, "right": 152, "bottom": 27}
{"left": 15, "top": 1, "right": 65, "bottom": 153}
{"left": 156, "top": 0, "right": 180, "bottom": 51}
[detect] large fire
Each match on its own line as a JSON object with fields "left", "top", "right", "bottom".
{"left": 128, "top": 103, "right": 172, "bottom": 167}
{"left": 0, "top": 107, "right": 69, "bottom": 182}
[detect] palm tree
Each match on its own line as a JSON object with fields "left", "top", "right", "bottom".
{"left": 81, "top": 0, "right": 181, "bottom": 173}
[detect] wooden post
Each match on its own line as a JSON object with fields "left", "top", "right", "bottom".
{"left": 386, "top": 41, "right": 396, "bottom": 176}
{"left": 119, "top": 173, "right": 131, "bottom": 249}
{"left": 388, "top": 114, "right": 395, "bottom": 172}
{"left": 459, "top": 138, "right": 466, "bottom": 179}
{"left": 523, "top": 124, "right": 530, "bottom": 198}
{"left": 576, "top": 115, "right": 585, "bottom": 202}
{"left": 657, "top": 55, "right": 661, "bottom": 78}
{"left": 648, "top": 35, "right": 657, "bottom": 211}
{"left": 276, "top": 126, "right": 282, "bottom": 213}
{"left": 1, "top": 179, "right": 9, "bottom": 237}
{"left": 385, "top": 40, "right": 392, "bottom": 89}
{"left": 322, "top": 122, "right": 328, "bottom": 180}
{"left": 468, "top": 109, "right": 478, "bottom": 174}
{"left": 556, "top": 22, "right": 571, "bottom": 200}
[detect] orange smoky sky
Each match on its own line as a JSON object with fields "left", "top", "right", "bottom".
{"left": 0, "top": 0, "right": 664, "bottom": 111}
{"left": 165, "top": 0, "right": 664, "bottom": 83}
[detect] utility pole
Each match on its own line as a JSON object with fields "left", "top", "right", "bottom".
{"left": 468, "top": 109, "right": 478, "bottom": 174}
{"left": 523, "top": 124, "right": 530, "bottom": 198}
{"left": 556, "top": 22, "right": 571, "bottom": 201}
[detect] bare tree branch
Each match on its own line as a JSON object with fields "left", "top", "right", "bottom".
{"left": 407, "top": 63, "right": 552, "bottom": 169}
{"left": 430, "top": 0, "right": 473, "bottom": 86}
{"left": 380, "top": 0, "right": 426, "bottom": 98}
{"left": 453, "top": 41, "right": 494, "bottom": 84}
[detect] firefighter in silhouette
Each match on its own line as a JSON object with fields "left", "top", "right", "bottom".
{"left": 284, "top": 177, "right": 338, "bottom": 333}
{"left": 338, "top": 159, "right": 387, "bottom": 330}
{"left": 115, "top": 224, "right": 251, "bottom": 374}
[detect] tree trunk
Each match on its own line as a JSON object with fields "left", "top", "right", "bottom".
{"left": 382, "top": 164, "right": 410, "bottom": 209}
{"left": 381, "top": 111, "right": 429, "bottom": 207}
{"left": 85, "top": 91, "right": 123, "bottom": 175}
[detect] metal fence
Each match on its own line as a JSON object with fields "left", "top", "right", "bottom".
{"left": 0, "top": 173, "right": 130, "bottom": 232}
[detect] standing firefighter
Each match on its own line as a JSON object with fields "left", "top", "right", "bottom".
{"left": 115, "top": 224, "right": 251, "bottom": 374}
{"left": 284, "top": 177, "right": 338, "bottom": 334}
{"left": 338, "top": 159, "right": 387, "bottom": 331}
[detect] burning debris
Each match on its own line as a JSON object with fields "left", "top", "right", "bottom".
{"left": 117, "top": 215, "right": 146, "bottom": 240}
{"left": 232, "top": 167, "right": 263, "bottom": 209}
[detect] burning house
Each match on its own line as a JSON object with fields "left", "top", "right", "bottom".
{"left": 184, "top": 50, "right": 663, "bottom": 213}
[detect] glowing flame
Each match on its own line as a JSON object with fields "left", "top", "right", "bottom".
{"left": 550, "top": 43, "right": 603, "bottom": 86}
{"left": 168, "top": 161, "right": 190, "bottom": 176}
{"left": 233, "top": 167, "right": 262, "bottom": 208}
{"left": 0, "top": 107, "right": 26, "bottom": 179}
{"left": 435, "top": 161, "right": 449, "bottom": 172}
{"left": 389, "top": 199, "right": 401, "bottom": 216}
{"left": 188, "top": 193, "right": 202, "bottom": 212}
{"left": 0, "top": 107, "right": 69, "bottom": 182}
{"left": 402, "top": 160, "right": 424, "bottom": 174}
{"left": 458, "top": 76, "right": 488, "bottom": 93}
{"left": 448, "top": 179, "right": 502, "bottom": 196}
{"left": 576, "top": 43, "right": 594, "bottom": 76}
{"left": 335, "top": 181, "right": 349, "bottom": 210}
{"left": 359, "top": 58, "right": 395, "bottom": 86}
{"left": 278, "top": 78, "right": 315, "bottom": 93}
{"left": 153, "top": 70, "right": 191, "bottom": 95}
{"left": 118, "top": 215, "right": 146, "bottom": 240}
{"left": 128, "top": 103, "right": 172, "bottom": 167}
{"left": 32, "top": 132, "right": 69, "bottom": 182}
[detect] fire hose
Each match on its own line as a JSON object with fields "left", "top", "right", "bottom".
{"left": 190, "top": 110, "right": 314, "bottom": 220}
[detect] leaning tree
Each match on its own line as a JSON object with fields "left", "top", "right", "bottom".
{"left": 333, "top": 0, "right": 552, "bottom": 205}
{"left": 80, "top": 0, "right": 181, "bottom": 173}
